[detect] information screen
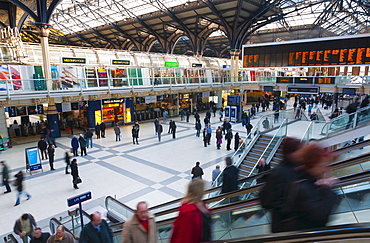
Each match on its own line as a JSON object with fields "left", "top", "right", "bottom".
{"left": 243, "top": 35, "right": 370, "bottom": 67}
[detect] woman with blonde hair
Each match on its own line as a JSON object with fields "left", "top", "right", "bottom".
{"left": 170, "top": 178, "right": 211, "bottom": 243}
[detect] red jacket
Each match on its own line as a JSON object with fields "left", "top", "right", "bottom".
{"left": 170, "top": 202, "right": 203, "bottom": 243}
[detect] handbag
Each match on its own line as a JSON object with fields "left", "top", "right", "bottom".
{"left": 76, "top": 177, "right": 82, "bottom": 184}
{"left": 12, "top": 180, "right": 18, "bottom": 186}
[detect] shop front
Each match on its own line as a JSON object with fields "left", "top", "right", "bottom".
{"left": 134, "top": 96, "right": 162, "bottom": 121}
{"left": 101, "top": 99, "right": 125, "bottom": 125}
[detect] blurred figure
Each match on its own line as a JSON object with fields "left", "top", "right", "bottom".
{"left": 30, "top": 227, "right": 50, "bottom": 243}
{"left": 262, "top": 117, "right": 269, "bottom": 130}
{"left": 121, "top": 201, "right": 157, "bottom": 243}
{"left": 47, "top": 143, "right": 55, "bottom": 170}
{"left": 1, "top": 160, "right": 11, "bottom": 193}
{"left": 80, "top": 212, "right": 113, "bottom": 243}
{"left": 221, "top": 157, "right": 239, "bottom": 194}
{"left": 132, "top": 125, "right": 139, "bottom": 145}
{"left": 14, "top": 171, "right": 31, "bottom": 206}
{"left": 100, "top": 121, "right": 106, "bottom": 138}
{"left": 65, "top": 150, "right": 71, "bottom": 174}
{"left": 234, "top": 132, "right": 240, "bottom": 151}
{"left": 37, "top": 137, "right": 48, "bottom": 160}
{"left": 85, "top": 128, "right": 93, "bottom": 148}
{"left": 114, "top": 123, "right": 121, "bottom": 141}
{"left": 46, "top": 225, "right": 74, "bottom": 243}
{"left": 170, "top": 179, "right": 211, "bottom": 243}
{"left": 95, "top": 123, "right": 101, "bottom": 139}
{"left": 70, "top": 159, "right": 80, "bottom": 189}
{"left": 215, "top": 126, "right": 223, "bottom": 150}
{"left": 79, "top": 134, "right": 87, "bottom": 156}
{"left": 256, "top": 158, "right": 270, "bottom": 184}
{"left": 13, "top": 213, "right": 37, "bottom": 243}
{"left": 260, "top": 138, "right": 340, "bottom": 233}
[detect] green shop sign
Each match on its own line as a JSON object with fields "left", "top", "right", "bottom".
{"left": 62, "top": 57, "right": 86, "bottom": 64}
{"left": 112, "top": 60, "right": 130, "bottom": 65}
{"left": 164, "top": 62, "right": 179, "bottom": 67}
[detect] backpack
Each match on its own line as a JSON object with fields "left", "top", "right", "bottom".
{"left": 345, "top": 103, "right": 358, "bottom": 114}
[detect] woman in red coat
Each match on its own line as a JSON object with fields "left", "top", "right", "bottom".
{"left": 170, "top": 178, "right": 211, "bottom": 243}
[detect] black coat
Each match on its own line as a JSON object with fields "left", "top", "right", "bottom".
{"left": 100, "top": 122, "right": 106, "bottom": 131}
{"left": 70, "top": 162, "right": 79, "bottom": 178}
{"left": 38, "top": 139, "right": 47, "bottom": 150}
{"left": 30, "top": 232, "right": 51, "bottom": 243}
{"left": 15, "top": 172, "right": 24, "bottom": 192}
{"left": 157, "top": 124, "right": 163, "bottom": 134}
{"left": 79, "top": 220, "right": 113, "bottom": 243}
{"left": 221, "top": 165, "right": 239, "bottom": 193}
{"left": 259, "top": 162, "right": 339, "bottom": 233}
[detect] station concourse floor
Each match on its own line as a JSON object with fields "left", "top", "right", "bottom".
{"left": 0, "top": 99, "right": 329, "bottom": 239}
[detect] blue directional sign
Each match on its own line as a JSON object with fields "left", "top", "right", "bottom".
{"left": 67, "top": 192, "right": 92, "bottom": 207}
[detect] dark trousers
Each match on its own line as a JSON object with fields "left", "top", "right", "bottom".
{"left": 101, "top": 130, "right": 105, "bottom": 138}
{"left": 80, "top": 147, "right": 87, "bottom": 156}
{"left": 3, "top": 179, "right": 11, "bottom": 192}
{"left": 72, "top": 175, "right": 78, "bottom": 189}
{"left": 133, "top": 137, "right": 138, "bottom": 144}
{"left": 158, "top": 133, "right": 161, "bottom": 142}
{"left": 172, "top": 129, "right": 176, "bottom": 138}
{"left": 116, "top": 134, "right": 121, "bottom": 141}
{"left": 227, "top": 139, "right": 232, "bottom": 150}
{"left": 65, "top": 163, "right": 70, "bottom": 174}
{"left": 206, "top": 134, "right": 211, "bottom": 145}
{"left": 49, "top": 155, "right": 54, "bottom": 170}
{"left": 73, "top": 148, "right": 78, "bottom": 156}
{"left": 203, "top": 138, "right": 207, "bottom": 147}
{"left": 40, "top": 149, "right": 48, "bottom": 160}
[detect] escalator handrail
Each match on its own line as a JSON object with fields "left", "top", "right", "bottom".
{"left": 220, "top": 223, "right": 370, "bottom": 243}
{"left": 156, "top": 170, "right": 370, "bottom": 226}
{"left": 334, "top": 138, "right": 370, "bottom": 153}
{"left": 105, "top": 196, "right": 135, "bottom": 212}
{"left": 330, "top": 151, "right": 370, "bottom": 170}
{"left": 49, "top": 217, "right": 79, "bottom": 240}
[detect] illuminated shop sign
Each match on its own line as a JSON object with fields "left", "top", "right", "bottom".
{"left": 112, "top": 60, "right": 130, "bottom": 65}
{"left": 164, "top": 62, "right": 179, "bottom": 67}
{"left": 102, "top": 99, "right": 124, "bottom": 104}
{"left": 192, "top": 63, "right": 202, "bottom": 67}
{"left": 62, "top": 57, "right": 86, "bottom": 64}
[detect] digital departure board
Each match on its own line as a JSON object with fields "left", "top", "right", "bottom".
{"left": 242, "top": 34, "right": 370, "bottom": 68}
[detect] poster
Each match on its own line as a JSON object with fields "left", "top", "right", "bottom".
{"left": 58, "top": 66, "right": 85, "bottom": 88}
{"left": 9, "top": 65, "right": 22, "bottom": 90}
{"left": 0, "top": 65, "right": 11, "bottom": 91}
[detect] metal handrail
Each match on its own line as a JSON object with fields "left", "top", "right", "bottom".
{"left": 247, "top": 118, "right": 288, "bottom": 178}
{"left": 300, "top": 121, "right": 313, "bottom": 143}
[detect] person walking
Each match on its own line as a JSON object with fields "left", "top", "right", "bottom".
{"left": 195, "top": 120, "right": 201, "bottom": 137}
{"left": 216, "top": 127, "right": 223, "bottom": 150}
{"left": 114, "top": 123, "right": 121, "bottom": 141}
{"left": 163, "top": 110, "right": 169, "bottom": 124}
{"left": 132, "top": 125, "right": 139, "bottom": 145}
{"left": 121, "top": 201, "right": 157, "bottom": 243}
{"left": 246, "top": 123, "right": 253, "bottom": 135}
{"left": 71, "top": 135, "right": 79, "bottom": 156}
{"left": 1, "top": 160, "right": 11, "bottom": 193}
{"left": 157, "top": 122, "right": 163, "bottom": 142}
{"left": 95, "top": 123, "right": 101, "bottom": 139}
{"left": 168, "top": 120, "right": 173, "bottom": 134}
{"left": 70, "top": 159, "right": 80, "bottom": 189}
{"left": 79, "top": 134, "right": 87, "bottom": 156}
{"left": 262, "top": 117, "right": 270, "bottom": 130}
{"left": 154, "top": 118, "right": 159, "bottom": 135}
{"left": 170, "top": 179, "right": 211, "bottom": 243}
{"left": 219, "top": 109, "right": 223, "bottom": 122}
{"left": 14, "top": 171, "right": 31, "bottom": 206}
{"left": 47, "top": 143, "right": 55, "bottom": 170}
{"left": 202, "top": 128, "right": 207, "bottom": 147}
{"left": 191, "top": 162, "right": 204, "bottom": 179}
{"left": 206, "top": 125, "right": 212, "bottom": 145}
{"left": 225, "top": 129, "right": 233, "bottom": 151}
{"left": 79, "top": 212, "right": 113, "bottom": 243}
{"left": 171, "top": 120, "right": 177, "bottom": 139}
{"left": 13, "top": 213, "right": 37, "bottom": 243}
{"left": 186, "top": 109, "right": 190, "bottom": 122}
{"left": 100, "top": 122, "right": 106, "bottom": 138}
{"left": 85, "top": 128, "right": 93, "bottom": 148}
{"left": 37, "top": 137, "right": 48, "bottom": 160}
{"left": 234, "top": 132, "right": 240, "bottom": 151}
{"left": 65, "top": 150, "right": 71, "bottom": 174}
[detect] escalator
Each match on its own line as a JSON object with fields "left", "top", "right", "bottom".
{"left": 112, "top": 169, "right": 370, "bottom": 242}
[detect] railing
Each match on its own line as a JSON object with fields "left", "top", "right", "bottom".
{"left": 105, "top": 196, "right": 135, "bottom": 223}
{"left": 315, "top": 107, "right": 326, "bottom": 122}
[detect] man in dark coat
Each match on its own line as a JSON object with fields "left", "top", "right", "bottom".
{"left": 154, "top": 118, "right": 159, "bottom": 135}
{"left": 234, "top": 132, "right": 240, "bottom": 151}
{"left": 170, "top": 120, "right": 177, "bottom": 139}
{"left": 95, "top": 123, "right": 101, "bottom": 139}
{"left": 100, "top": 122, "right": 106, "bottom": 138}
{"left": 30, "top": 227, "right": 51, "bottom": 243}
{"left": 79, "top": 134, "right": 87, "bottom": 156}
{"left": 1, "top": 160, "right": 11, "bottom": 193}
{"left": 132, "top": 125, "right": 139, "bottom": 145}
{"left": 191, "top": 162, "right": 204, "bottom": 179}
{"left": 71, "top": 135, "right": 79, "bottom": 156}
{"left": 221, "top": 157, "right": 239, "bottom": 194}
{"left": 70, "top": 159, "right": 79, "bottom": 189}
{"left": 79, "top": 212, "right": 113, "bottom": 243}
{"left": 225, "top": 129, "right": 233, "bottom": 151}
{"left": 47, "top": 144, "right": 55, "bottom": 170}
{"left": 157, "top": 122, "right": 163, "bottom": 142}
{"left": 37, "top": 137, "right": 48, "bottom": 160}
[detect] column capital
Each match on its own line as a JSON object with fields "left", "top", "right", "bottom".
{"left": 229, "top": 49, "right": 241, "bottom": 56}
{"left": 35, "top": 23, "right": 53, "bottom": 37}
